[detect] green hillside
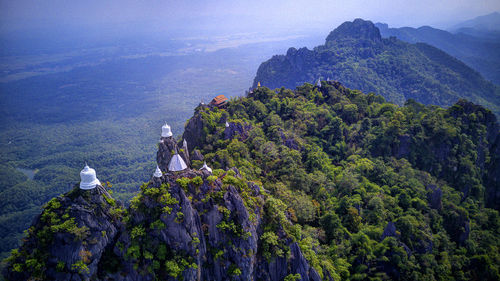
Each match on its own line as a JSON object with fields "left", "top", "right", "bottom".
{"left": 182, "top": 82, "right": 500, "bottom": 280}
{"left": 375, "top": 22, "right": 500, "bottom": 85}
{"left": 253, "top": 19, "right": 500, "bottom": 116}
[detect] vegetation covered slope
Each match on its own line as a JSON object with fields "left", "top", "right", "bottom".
{"left": 183, "top": 82, "right": 500, "bottom": 280}
{"left": 253, "top": 19, "right": 500, "bottom": 116}
{"left": 3, "top": 139, "right": 322, "bottom": 281}
{"left": 375, "top": 22, "right": 500, "bottom": 85}
{"left": 4, "top": 81, "right": 500, "bottom": 280}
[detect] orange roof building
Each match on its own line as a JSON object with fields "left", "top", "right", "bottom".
{"left": 210, "top": 94, "right": 228, "bottom": 108}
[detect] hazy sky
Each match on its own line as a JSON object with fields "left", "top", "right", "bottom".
{"left": 1, "top": 0, "right": 500, "bottom": 34}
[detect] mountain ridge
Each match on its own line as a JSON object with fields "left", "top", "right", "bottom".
{"left": 375, "top": 21, "right": 500, "bottom": 85}
{"left": 253, "top": 19, "right": 500, "bottom": 115}
{"left": 450, "top": 11, "right": 500, "bottom": 32}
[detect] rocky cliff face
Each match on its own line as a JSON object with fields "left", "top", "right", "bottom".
{"left": 4, "top": 127, "right": 321, "bottom": 280}
{"left": 3, "top": 185, "right": 124, "bottom": 281}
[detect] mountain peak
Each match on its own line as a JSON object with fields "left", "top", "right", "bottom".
{"left": 325, "top": 18, "right": 381, "bottom": 44}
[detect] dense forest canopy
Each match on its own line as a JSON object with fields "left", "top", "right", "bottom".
{"left": 180, "top": 82, "right": 500, "bottom": 280}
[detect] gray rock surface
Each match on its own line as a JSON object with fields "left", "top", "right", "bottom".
{"left": 4, "top": 186, "right": 123, "bottom": 281}
{"left": 224, "top": 122, "right": 252, "bottom": 141}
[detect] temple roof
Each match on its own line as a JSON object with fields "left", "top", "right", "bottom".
{"left": 210, "top": 95, "right": 228, "bottom": 107}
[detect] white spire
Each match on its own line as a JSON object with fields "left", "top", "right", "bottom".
{"left": 183, "top": 139, "right": 188, "bottom": 149}
{"left": 80, "top": 164, "right": 100, "bottom": 190}
{"left": 153, "top": 165, "right": 162, "bottom": 178}
{"left": 200, "top": 161, "right": 212, "bottom": 173}
{"left": 168, "top": 154, "right": 187, "bottom": 172}
{"left": 225, "top": 121, "right": 230, "bottom": 128}
{"left": 161, "top": 122, "right": 173, "bottom": 138}
{"left": 316, "top": 78, "right": 322, "bottom": 88}
{"left": 327, "top": 77, "right": 331, "bottom": 81}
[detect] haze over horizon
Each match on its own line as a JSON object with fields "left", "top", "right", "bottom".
{"left": 1, "top": 0, "right": 499, "bottom": 38}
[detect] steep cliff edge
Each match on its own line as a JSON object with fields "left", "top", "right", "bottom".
{"left": 3, "top": 185, "right": 124, "bottom": 280}
{"left": 4, "top": 132, "right": 321, "bottom": 280}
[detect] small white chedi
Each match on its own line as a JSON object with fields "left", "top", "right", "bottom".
{"left": 80, "top": 164, "right": 101, "bottom": 190}
{"left": 200, "top": 161, "right": 212, "bottom": 173}
{"left": 169, "top": 153, "right": 188, "bottom": 172}
{"left": 153, "top": 165, "right": 163, "bottom": 178}
{"left": 161, "top": 122, "right": 173, "bottom": 138}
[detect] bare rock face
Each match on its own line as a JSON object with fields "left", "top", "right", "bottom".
{"left": 178, "top": 140, "right": 191, "bottom": 168}
{"left": 443, "top": 204, "right": 470, "bottom": 246}
{"left": 4, "top": 186, "right": 123, "bottom": 281}
{"left": 157, "top": 136, "right": 192, "bottom": 172}
{"left": 98, "top": 168, "right": 319, "bottom": 281}
{"left": 157, "top": 136, "right": 178, "bottom": 172}
{"left": 224, "top": 122, "right": 252, "bottom": 141}
{"left": 191, "top": 149, "right": 204, "bottom": 161}
{"left": 5, "top": 133, "right": 320, "bottom": 281}
{"left": 381, "top": 221, "right": 398, "bottom": 240}
{"left": 393, "top": 134, "right": 411, "bottom": 158}
{"left": 280, "top": 129, "right": 300, "bottom": 150}
{"left": 182, "top": 113, "right": 205, "bottom": 152}
{"left": 426, "top": 184, "right": 443, "bottom": 210}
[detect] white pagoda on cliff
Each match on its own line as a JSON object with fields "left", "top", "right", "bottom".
{"left": 153, "top": 165, "right": 162, "bottom": 178}
{"left": 161, "top": 122, "right": 173, "bottom": 138}
{"left": 168, "top": 153, "right": 187, "bottom": 172}
{"left": 80, "top": 164, "right": 100, "bottom": 190}
{"left": 200, "top": 161, "right": 212, "bottom": 173}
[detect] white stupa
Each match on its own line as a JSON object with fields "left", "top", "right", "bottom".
{"left": 168, "top": 154, "right": 187, "bottom": 171}
{"left": 153, "top": 165, "right": 162, "bottom": 178}
{"left": 80, "top": 164, "right": 100, "bottom": 190}
{"left": 200, "top": 161, "right": 212, "bottom": 173}
{"left": 161, "top": 123, "right": 173, "bottom": 138}
{"left": 316, "top": 78, "right": 322, "bottom": 88}
{"left": 225, "top": 121, "right": 230, "bottom": 128}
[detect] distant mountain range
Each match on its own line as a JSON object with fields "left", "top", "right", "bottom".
{"left": 253, "top": 19, "right": 500, "bottom": 115}
{"left": 376, "top": 14, "right": 500, "bottom": 85}
{"left": 450, "top": 11, "right": 500, "bottom": 33}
